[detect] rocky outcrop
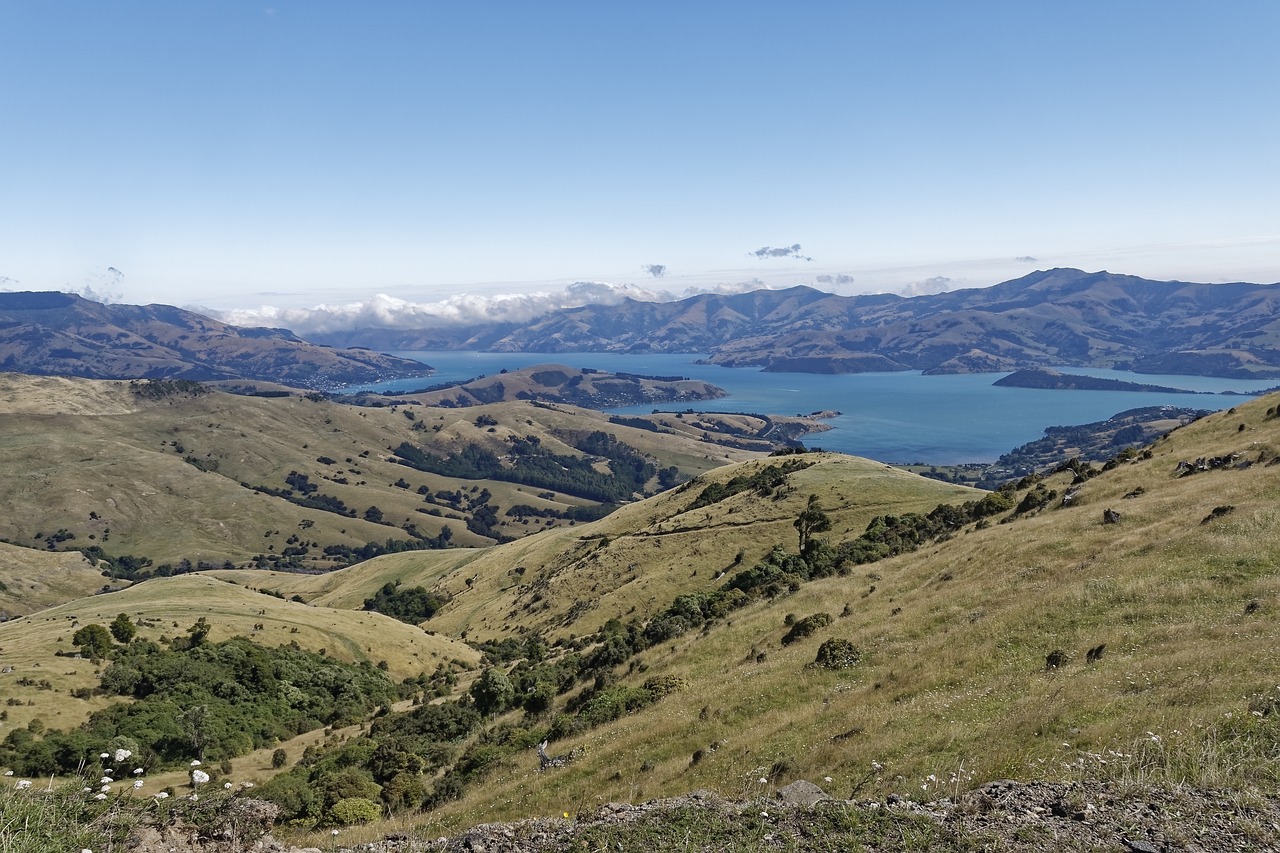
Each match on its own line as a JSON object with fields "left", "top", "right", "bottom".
{"left": 298, "top": 781, "right": 1280, "bottom": 852}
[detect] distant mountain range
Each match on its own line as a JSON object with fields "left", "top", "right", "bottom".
{"left": 7, "top": 267, "right": 1280, "bottom": 386}
{"left": 313, "top": 268, "right": 1280, "bottom": 378}
{"left": 0, "top": 291, "right": 428, "bottom": 388}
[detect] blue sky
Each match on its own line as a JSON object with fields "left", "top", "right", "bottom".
{"left": 2, "top": 2, "right": 1278, "bottom": 328}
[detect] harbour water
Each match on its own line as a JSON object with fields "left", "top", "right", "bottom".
{"left": 353, "top": 352, "right": 1276, "bottom": 464}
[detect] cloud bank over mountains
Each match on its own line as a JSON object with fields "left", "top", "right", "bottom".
{"left": 212, "top": 278, "right": 808, "bottom": 337}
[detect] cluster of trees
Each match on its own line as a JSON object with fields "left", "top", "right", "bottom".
{"left": 685, "top": 458, "right": 813, "bottom": 511}
{"left": 256, "top": 640, "right": 682, "bottom": 826}
{"left": 394, "top": 430, "right": 657, "bottom": 504}
{"left": 362, "top": 582, "right": 451, "bottom": 624}
{"left": 504, "top": 502, "right": 614, "bottom": 524}
{"left": 319, "top": 528, "right": 453, "bottom": 567}
{"left": 0, "top": 629, "right": 396, "bottom": 776}
{"left": 128, "top": 379, "right": 210, "bottom": 399}
{"left": 835, "top": 488, "right": 1016, "bottom": 565}
{"left": 246, "top": 477, "right": 354, "bottom": 518}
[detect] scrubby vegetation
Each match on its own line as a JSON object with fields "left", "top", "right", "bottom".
{"left": 393, "top": 430, "right": 658, "bottom": 504}
{"left": 0, "top": 630, "right": 395, "bottom": 775}
{"left": 362, "top": 581, "right": 451, "bottom": 623}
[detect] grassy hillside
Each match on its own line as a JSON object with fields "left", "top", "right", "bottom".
{"left": 0, "top": 373, "right": 762, "bottom": 612}
{"left": 201, "top": 392, "right": 1278, "bottom": 848}
{"left": 5, "top": 384, "right": 1280, "bottom": 849}
{"left": 0, "top": 543, "right": 118, "bottom": 621}
{"left": 211, "top": 453, "right": 980, "bottom": 641}
{"left": 405, "top": 394, "right": 1280, "bottom": 832}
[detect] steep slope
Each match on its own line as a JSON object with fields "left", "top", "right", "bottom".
{"left": 411, "top": 393, "right": 1280, "bottom": 828}
{"left": 0, "top": 291, "right": 429, "bottom": 388}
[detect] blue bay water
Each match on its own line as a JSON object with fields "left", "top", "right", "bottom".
{"left": 354, "top": 352, "right": 1276, "bottom": 465}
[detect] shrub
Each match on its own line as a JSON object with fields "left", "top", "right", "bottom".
{"left": 328, "top": 797, "right": 381, "bottom": 826}
{"left": 641, "top": 675, "right": 685, "bottom": 698}
{"left": 782, "top": 612, "right": 833, "bottom": 645}
{"left": 813, "top": 639, "right": 862, "bottom": 669}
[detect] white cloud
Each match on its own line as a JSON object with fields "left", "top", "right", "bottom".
{"left": 897, "top": 275, "right": 956, "bottom": 297}
{"left": 212, "top": 278, "right": 796, "bottom": 335}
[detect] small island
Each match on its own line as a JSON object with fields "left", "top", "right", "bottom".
{"left": 993, "top": 368, "right": 1204, "bottom": 394}
{"left": 337, "top": 364, "right": 728, "bottom": 408}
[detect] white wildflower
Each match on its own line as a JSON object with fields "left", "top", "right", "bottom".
{"left": 16, "top": 779, "right": 32, "bottom": 790}
{"left": 223, "top": 782, "right": 233, "bottom": 789}
{"left": 155, "top": 792, "right": 169, "bottom": 799}
{"left": 2, "top": 771, "right": 12, "bottom": 776}
{"left": 241, "top": 782, "right": 255, "bottom": 788}
{"left": 113, "top": 748, "right": 132, "bottom": 763}
{"left": 190, "top": 759, "right": 201, "bottom": 767}
{"left": 133, "top": 780, "right": 144, "bottom": 789}
{"left": 133, "top": 767, "right": 144, "bottom": 775}
{"left": 99, "top": 752, "right": 110, "bottom": 759}
{"left": 100, "top": 784, "right": 111, "bottom": 792}
{"left": 94, "top": 792, "right": 107, "bottom": 800}
{"left": 100, "top": 776, "right": 113, "bottom": 784}
{"left": 191, "top": 769, "right": 210, "bottom": 785}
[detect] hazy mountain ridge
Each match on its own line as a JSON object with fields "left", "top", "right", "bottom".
{"left": 312, "top": 269, "right": 1280, "bottom": 378}
{"left": 0, "top": 291, "right": 430, "bottom": 389}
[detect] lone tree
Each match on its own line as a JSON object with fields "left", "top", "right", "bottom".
{"left": 794, "top": 495, "right": 832, "bottom": 556}
{"left": 72, "top": 623, "right": 114, "bottom": 660}
{"left": 109, "top": 613, "right": 137, "bottom": 644}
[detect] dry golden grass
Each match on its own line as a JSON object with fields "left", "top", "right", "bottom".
{"left": 210, "top": 453, "right": 981, "bottom": 643}
{"left": 0, "top": 542, "right": 115, "bottom": 619}
{"left": 407, "top": 396, "right": 1280, "bottom": 829}
{"left": 0, "top": 373, "right": 761, "bottom": 607}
